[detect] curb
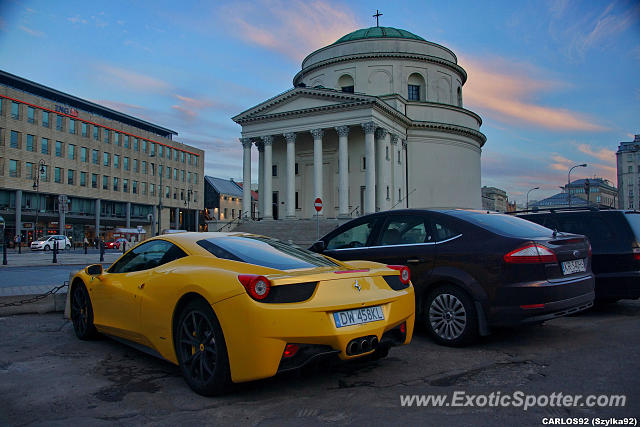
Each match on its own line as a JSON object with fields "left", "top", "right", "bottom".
{"left": 0, "top": 293, "right": 67, "bottom": 316}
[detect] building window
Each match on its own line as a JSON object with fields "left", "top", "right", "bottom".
{"left": 27, "top": 106, "right": 35, "bottom": 124}
{"left": 114, "top": 154, "right": 119, "bottom": 169}
{"left": 173, "top": 168, "right": 178, "bottom": 180}
{"left": 150, "top": 142, "right": 155, "bottom": 155}
{"left": 181, "top": 170, "right": 185, "bottom": 182}
{"left": 113, "top": 177, "right": 119, "bottom": 191}
{"left": 55, "top": 141, "right": 63, "bottom": 157}
{"left": 167, "top": 147, "right": 171, "bottom": 159}
{"left": 142, "top": 139, "right": 147, "bottom": 153}
{"left": 224, "top": 208, "right": 227, "bottom": 219}
{"left": 67, "top": 169, "right": 74, "bottom": 185}
{"left": 141, "top": 182, "right": 146, "bottom": 195}
{"left": 103, "top": 152, "right": 110, "bottom": 166}
{"left": 82, "top": 123, "right": 88, "bottom": 137}
{"left": 165, "top": 185, "right": 170, "bottom": 198}
{"left": 188, "top": 172, "right": 192, "bottom": 183}
{"left": 123, "top": 179, "right": 129, "bottom": 193}
{"left": 386, "top": 186, "right": 390, "bottom": 200}
{"left": 11, "top": 102, "right": 19, "bottom": 119}
{"left": 630, "top": 166, "right": 633, "bottom": 173}
{"left": 398, "top": 150, "right": 401, "bottom": 164}
{"left": 68, "top": 144, "right": 75, "bottom": 160}
{"left": 93, "top": 126, "right": 99, "bottom": 140}
{"left": 69, "top": 119, "right": 75, "bottom": 134}
{"left": 56, "top": 114, "right": 64, "bottom": 131}
{"left": 10, "top": 130, "right": 19, "bottom": 148}
{"left": 102, "top": 175, "right": 108, "bottom": 190}
{"left": 194, "top": 156, "right": 198, "bottom": 167}
{"left": 133, "top": 138, "right": 138, "bottom": 151}
{"left": 150, "top": 183, "right": 155, "bottom": 196}
{"left": 124, "top": 135, "right": 129, "bottom": 148}
{"left": 80, "top": 172, "right": 87, "bottom": 187}
{"left": 124, "top": 157, "right": 129, "bottom": 171}
{"left": 158, "top": 145, "right": 164, "bottom": 157}
{"left": 42, "top": 111, "right": 49, "bottom": 128}
{"left": 114, "top": 132, "right": 120, "bottom": 146}
{"left": 25, "top": 162, "right": 34, "bottom": 180}
{"left": 272, "top": 164, "right": 278, "bottom": 177}
{"left": 166, "top": 166, "right": 170, "bottom": 179}
{"left": 408, "top": 84, "right": 420, "bottom": 101}
{"left": 295, "top": 192, "right": 300, "bottom": 209}
{"left": 41, "top": 138, "right": 49, "bottom": 154}
{"left": 362, "top": 156, "right": 366, "bottom": 170}
{"left": 133, "top": 159, "right": 138, "bottom": 172}
{"left": 174, "top": 149, "right": 178, "bottom": 161}
{"left": 132, "top": 181, "right": 137, "bottom": 194}
{"left": 142, "top": 161, "right": 147, "bottom": 174}
{"left": 295, "top": 163, "right": 299, "bottom": 175}
{"left": 385, "top": 146, "right": 389, "bottom": 160}
{"left": 92, "top": 149, "right": 99, "bottom": 165}
{"left": 91, "top": 173, "right": 97, "bottom": 188}
{"left": 103, "top": 129, "right": 110, "bottom": 143}
{"left": 81, "top": 147, "right": 87, "bottom": 162}
{"left": 194, "top": 173, "right": 198, "bottom": 184}
{"left": 9, "top": 159, "right": 18, "bottom": 177}
{"left": 173, "top": 188, "right": 177, "bottom": 199}
{"left": 181, "top": 151, "right": 185, "bottom": 163}
{"left": 54, "top": 167, "right": 62, "bottom": 183}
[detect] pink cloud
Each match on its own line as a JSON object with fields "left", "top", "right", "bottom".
{"left": 97, "top": 65, "right": 171, "bottom": 93}
{"left": 460, "top": 55, "right": 607, "bottom": 131}
{"left": 577, "top": 143, "right": 616, "bottom": 162}
{"left": 19, "top": 25, "right": 44, "bottom": 37}
{"left": 222, "top": 0, "right": 360, "bottom": 61}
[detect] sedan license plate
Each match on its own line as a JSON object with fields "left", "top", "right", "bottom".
{"left": 561, "top": 259, "right": 586, "bottom": 275}
{"left": 333, "top": 306, "right": 384, "bottom": 328}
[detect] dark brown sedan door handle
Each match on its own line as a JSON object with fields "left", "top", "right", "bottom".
{"left": 406, "top": 258, "right": 425, "bottom": 263}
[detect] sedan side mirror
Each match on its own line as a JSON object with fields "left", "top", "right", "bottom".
{"left": 309, "top": 240, "right": 325, "bottom": 253}
{"left": 86, "top": 264, "right": 103, "bottom": 276}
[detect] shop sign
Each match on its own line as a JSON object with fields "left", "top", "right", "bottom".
{"left": 55, "top": 105, "right": 79, "bottom": 117}
{"left": 22, "top": 222, "right": 33, "bottom": 229}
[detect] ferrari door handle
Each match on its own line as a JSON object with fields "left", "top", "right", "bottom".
{"left": 406, "top": 258, "right": 424, "bottom": 263}
{"left": 138, "top": 283, "right": 145, "bottom": 290}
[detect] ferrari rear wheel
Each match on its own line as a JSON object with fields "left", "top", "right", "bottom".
{"left": 176, "top": 299, "right": 231, "bottom": 396}
{"left": 70, "top": 282, "right": 97, "bottom": 340}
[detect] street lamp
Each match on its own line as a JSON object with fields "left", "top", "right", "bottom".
{"left": 184, "top": 185, "right": 193, "bottom": 231}
{"left": 32, "top": 160, "right": 46, "bottom": 240}
{"left": 526, "top": 186, "right": 540, "bottom": 210}
{"left": 567, "top": 164, "right": 587, "bottom": 207}
{"left": 150, "top": 154, "right": 162, "bottom": 236}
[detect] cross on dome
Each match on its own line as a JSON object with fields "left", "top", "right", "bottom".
{"left": 373, "top": 9, "right": 382, "bottom": 27}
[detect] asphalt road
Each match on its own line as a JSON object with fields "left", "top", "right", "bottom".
{"left": 0, "top": 301, "right": 638, "bottom": 426}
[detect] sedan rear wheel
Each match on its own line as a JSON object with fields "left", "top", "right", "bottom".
{"left": 425, "top": 285, "right": 478, "bottom": 346}
{"left": 70, "top": 282, "right": 97, "bottom": 340}
{"left": 175, "top": 299, "right": 231, "bottom": 396}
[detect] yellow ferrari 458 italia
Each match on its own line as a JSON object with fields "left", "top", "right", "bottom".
{"left": 68, "top": 232, "right": 415, "bottom": 395}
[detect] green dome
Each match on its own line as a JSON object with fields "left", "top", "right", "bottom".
{"left": 333, "top": 27, "right": 426, "bottom": 44}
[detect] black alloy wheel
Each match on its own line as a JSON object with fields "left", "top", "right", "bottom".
{"left": 70, "top": 282, "right": 97, "bottom": 340}
{"left": 176, "top": 299, "right": 231, "bottom": 396}
{"left": 424, "top": 284, "right": 478, "bottom": 347}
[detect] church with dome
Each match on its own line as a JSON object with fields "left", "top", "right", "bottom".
{"left": 232, "top": 26, "right": 486, "bottom": 220}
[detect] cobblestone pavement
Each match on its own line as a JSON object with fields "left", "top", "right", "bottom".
{"left": 0, "top": 301, "right": 638, "bottom": 426}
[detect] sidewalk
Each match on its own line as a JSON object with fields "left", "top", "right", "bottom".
{"left": 0, "top": 249, "right": 121, "bottom": 267}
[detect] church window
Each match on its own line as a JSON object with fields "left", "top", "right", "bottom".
{"left": 295, "top": 163, "right": 299, "bottom": 175}
{"left": 386, "top": 186, "right": 390, "bottom": 200}
{"left": 398, "top": 150, "right": 401, "bottom": 164}
{"left": 362, "top": 157, "right": 366, "bottom": 170}
{"left": 408, "top": 73, "right": 425, "bottom": 101}
{"left": 272, "top": 164, "right": 278, "bottom": 177}
{"left": 295, "top": 192, "right": 300, "bottom": 209}
{"left": 457, "top": 87, "right": 463, "bottom": 107}
{"left": 385, "top": 146, "right": 389, "bottom": 160}
{"left": 338, "top": 74, "right": 355, "bottom": 93}
{"left": 398, "top": 188, "right": 401, "bottom": 201}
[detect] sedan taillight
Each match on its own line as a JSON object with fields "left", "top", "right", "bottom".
{"left": 633, "top": 248, "right": 640, "bottom": 261}
{"left": 504, "top": 243, "right": 557, "bottom": 264}
{"left": 237, "top": 275, "right": 271, "bottom": 301}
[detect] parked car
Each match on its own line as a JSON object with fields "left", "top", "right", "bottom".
{"left": 105, "top": 238, "right": 128, "bottom": 250}
{"left": 31, "top": 235, "right": 71, "bottom": 251}
{"left": 311, "top": 209, "right": 595, "bottom": 346}
{"left": 515, "top": 208, "right": 640, "bottom": 303}
{"left": 69, "top": 232, "right": 415, "bottom": 396}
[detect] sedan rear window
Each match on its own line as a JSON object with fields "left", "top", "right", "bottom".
{"left": 452, "top": 210, "right": 553, "bottom": 238}
{"left": 197, "top": 236, "right": 337, "bottom": 270}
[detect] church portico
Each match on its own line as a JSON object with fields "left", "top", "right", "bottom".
{"left": 233, "top": 24, "right": 486, "bottom": 220}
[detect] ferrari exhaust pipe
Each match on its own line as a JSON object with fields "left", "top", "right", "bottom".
{"left": 369, "top": 336, "right": 378, "bottom": 349}
{"left": 360, "top": 338, "right": 370, "bottom": 353}
{"left": 347, "top": 340, "right": 359, "bottom": 355}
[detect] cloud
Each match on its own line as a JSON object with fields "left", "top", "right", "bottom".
{"left": 67, "top": 15, "right": 87, "bottom": 24}
{"left": 460, "top": 55, "right": 607, "bottom": 131}
{"left": 221, "top": 0, "right": 360, "bottom": 61}
{"left": 19, "top": 25, "right": 44, "bottom": 37}
{"left": 97, "top": 65, "right": 171, "bottom": 93}
{"left": 577, "top": 143, "right": 616, "bottom": 162}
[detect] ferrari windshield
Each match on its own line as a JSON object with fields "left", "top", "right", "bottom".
{"left": 197, "top": 236, "right": 337, "bottom": 270}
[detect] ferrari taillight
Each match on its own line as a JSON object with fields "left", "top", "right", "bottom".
{"left": 237, "top": 275, "right": 271, "bottom": 301}
{"left": 387, "top": 265, "right": 411, "bottom": 284}
{"left": 504, "top": 243, "right": 557, "bottom": 264}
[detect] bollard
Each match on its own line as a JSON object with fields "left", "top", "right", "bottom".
{"left": 122, "top": 241, "right": 126, "bottom": 254}
{"left": 2, "top": 240, "right": 6, "bottom": 265}
{"left": 84, "top": 242, "right": 88, "bottom": 255}
{"left": 18, "top": 240, "right": 21, "bottom": 254}
{"left": 52, "top": 241, "right": 58, "bottom": 264}
{"left": 100, "top": 240, "right": 104, "bottom": 262}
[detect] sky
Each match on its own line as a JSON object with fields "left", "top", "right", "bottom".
{"left": 1, "top": 0, "right": 638, "bottom": 205}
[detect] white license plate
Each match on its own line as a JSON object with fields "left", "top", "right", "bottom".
{"left": 333, "top": 306, "right": 384, "bottom": 328}
{"left": 561, "top": 259, "right": 586, "bottom": 275}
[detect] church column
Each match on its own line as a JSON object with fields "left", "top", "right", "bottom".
{"left": 335, "top": 125, "right": 350, "bottom": 218}
{"left": 284, "top": 132, "right": 296, "bottom": 219}
{"left": 262, "top": 135, "right": 273, "bottom": 220}
{"left": 390, "top": 134, "right": 399, "bottom": 209}
{"left": 241, "top": 138, "right": 252, "bottom": 220}
{"left": 255, "top": 140, "right": 264, "bottom": 219}
{"left": 362, "top": 122, "right": 376, "bottom": 215}
{"left": 311, "top": 128, "right": 324, "bottom": 215}
{"left": 375, "top": 127, "right": 388, "bottom": 212}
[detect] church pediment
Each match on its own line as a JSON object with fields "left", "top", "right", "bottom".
{"left": 232, "top": 87, "right": 376, "bottom": 123}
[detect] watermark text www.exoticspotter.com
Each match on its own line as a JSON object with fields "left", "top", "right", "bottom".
{"left": 399, "top": 391, "right": 627, "bottom": 411}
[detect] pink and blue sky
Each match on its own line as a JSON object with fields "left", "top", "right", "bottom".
{"left": 1, "top": 0, "right": 638, "bottom": 204}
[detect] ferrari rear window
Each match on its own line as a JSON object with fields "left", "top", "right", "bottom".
{"left": 197, "top": 236, "right": 337, "bottom": 270}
